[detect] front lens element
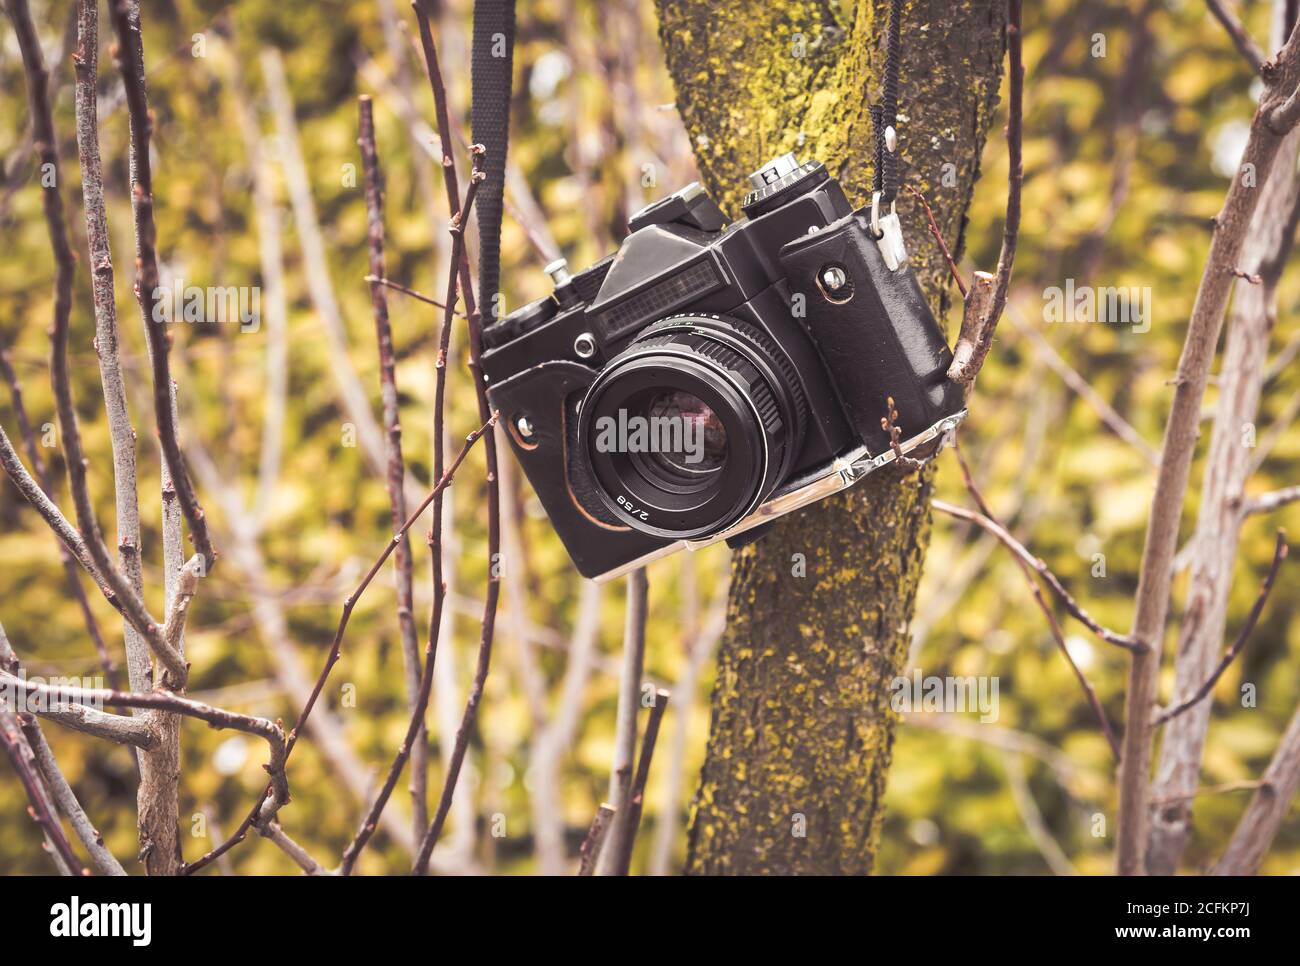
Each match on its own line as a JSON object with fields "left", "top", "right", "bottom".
{"left": 637, "top": 389, "right": 728, "bottom": 479}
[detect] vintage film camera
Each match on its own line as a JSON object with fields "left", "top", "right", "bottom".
{"left": 480, "top": 154, "right": 966, "bottom": 580}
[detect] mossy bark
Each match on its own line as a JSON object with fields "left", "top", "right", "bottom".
{"left": 653, "top": 0, "right": 1005, "bottom": 875}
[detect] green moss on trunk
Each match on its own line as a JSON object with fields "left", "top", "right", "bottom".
{"left": 653, "top": 0, "right": 1005, "bottom": 875}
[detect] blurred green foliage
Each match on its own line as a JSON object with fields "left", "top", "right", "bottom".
{"left": 0, "top": 0, "right": 1296, "bottom": 875}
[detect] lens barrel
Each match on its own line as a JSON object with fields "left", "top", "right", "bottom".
{"left": 578, "top": 315, "right": 807, "bottom": 539}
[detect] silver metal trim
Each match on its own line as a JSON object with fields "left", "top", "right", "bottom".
{"left": 747, "top": 152, "right": 801, "bottom": 191}
{"left": 544, "top": 258, "right": 573, "bottom": 287}
{"left": 742, "top": 158, "right": 820, "bottom": 211}
{"left": 870, "top": 193, "right": 908, "bottom": 272}
{"left": 590, "top": 408, "right": 967, "bottom": 582}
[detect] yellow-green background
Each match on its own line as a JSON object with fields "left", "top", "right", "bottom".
{"left": 0, "top": 0, "right": 1296, "bottom": 874}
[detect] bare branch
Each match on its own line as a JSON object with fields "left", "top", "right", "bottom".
{"left": 1213, "top": 697, "right": 1300, "bottom": 874}
{"left": 650, "top": 581, "right": 727, "bottom": 875}
{"left": 945, "top": 0, "right": 1022, "bottom": 386}
{"left": 219, "top": 28, "right": 290, "bottom": 534}
{"left": 577, "top": 804, "right": 616, "bottom": 877}
{"left": 0, "top": 670, "right": 289, "bottom": 815}
{"left": 259, "top": 821, "right": 331, "bottom": 876}
{"left": 904, "top": 711, "right": 1085, "bottom": 799}
{"left": 0, "top": 340, "right": 115, "bottom": 684}
{"left": 109, "top": 0, "right": 217, "bottom": 574}
{"left": 904, "top": 185, "right": 967, "bottom": 296}
{"left": 0, "top": 621, "right": 126, "bottom": 874}
{"left": 364, "top": 275, "right": 464, "bottom": 317}
{"left": 2, "top": 0, "right": 204, "bottom": 694}
{"left": 1245, "top": 484, "right": 1300, "bottom": 515}
{"left": 72, "top": 0, "right": 145, "bottom": 695}
{"left": 595, "top": 568, "right": 651, "bottom": 874}
{"left": 1001, "top": 749, "right": 1077, "bottom": 876}
{"left": 0, "top": 713, "right": 86, "bottom": 875}
{"left": 1152, "top": 146, "right": 1299, "bottom": 889}
{"left": 533, "top": 580, "right": 605, "bottom": 874}
{"left": 0, "top": 426, "right": 122, "bottom": 609}
{"left": 30, "top": 702, "right": 157, "bottom": 750}
{"left": 1155, "top": 531, "right": 1288, "bottom": 726}
{"left": 933, "top": 499, "right": 1121, "bottom": 758}
{"left": 948, "top": 269, "right": 996, "bottom": 391}
{"left": 338, "top": 130, "right": 488, "bottom": 877}
{"left": 261, "top": 49, "right": 404, "bottom": 503}
{"left": 187, "top": 416, "right": 493, "bottom": 876}
{"left": 946, "top": 442, "right": 1142, "bottom": 652}
{"left": 162, "top": 555, "right": 204, "bottom": 653}
{"left": 1005, "top": 308, "right": 1161, "bottom": 466}
{"left": 1207, "top": 0, "right": 1268, "bottom": 74}
{"left": 1117, "top": 19, "right": 1300, "bottom": 875}
{"left": 1151, "top": 779, "right": 1264, "bottom": 808}
{"left": 7, "top": 0, "right": 179, "bottom": 686}
{"left": 410, "top": 2, "right": 504, "bottom": 874}
{"left": 358, "top": 94, "right": 429, "bottom": 842}
{"left": 19, "top": 717, "right": 127, "bottom": 875}
{"left": 610, "top": 688, "right": 670, "bottom": 876}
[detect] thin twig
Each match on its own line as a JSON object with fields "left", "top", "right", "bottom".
{"left": 1207, "top": 0, "right": 1268, "bottom": 74}
{"left": 0, "top": 426, "right": 114, "bottom": 600}
{"left": 1245, "top": 485, "right": 1300, "bottom": 515}
{"left": 0, "top": 339, "right": 116, "bottom": 684}
{"left": 946, "top": 0, "right": 1022, "bottom": 386}
{"left": 934, "top": 499, "right": 1121, "bottom": 759}
{"left": 948, "top": 442, "right": 1142, "bottom": 652}
{"left": 611, "top": 689, "right": 670, "bottom": 876}
{"left": 904, "top": 184, "right": 967, "bottom": 296}
{"left": 1151, "top": 779, "right": 1265, "bottom": 808}
{"left": 0, "top": 670, "right": 289, "bottom": 808}
{"left": 1001, "top": 749, "right": 1077, "bottom": 875}
{"left": 532, "top": 579, "right": 605, "bottom": 874}
{"left": 258, "top": 821, "right": 331, "bottom": 875}
{"left": 162, "top": 555, "right": 204, "bottom": 654}
{"left": 364, "top": 275, "right": 465, "bottom": 317}
{"left": 1155, "top": 531, "right": 1288, "bottom": 726}
{"left": 261, "top": 49, "right": 419, "bottom": 507}
{"left": 220, "top": 26, "right": 290, "bottom": 533}
{"left": 411, "top": 2, "right": 503, "bottom": 874}
{"left": 19, "top": 716, "right": 128, "bottom": 875}
{"left": 0, "top": 620, "right": 122, "bottom": 874}
{"left": 595, "top": 568, "right": 650, "bottom": 874}
{"left": 340, "top": 142, "right": 488, "bottom": 876}
{"left": 183, "top": 416, "right": 493, "bottom": 875}
{"left": 0, "top": 424, "right": 183, "bottom": 686}
{"left": 0, "top": 713, "right": 86, "bottom": 875}
{"left": 1005, "top": 308, "right": 1161, "bottom": 466}
{"left": 358, "top": 94, "right": 429, "bottom": 843}
{"left": 881, "top": 395, "right": 928, "bottom": 471}
{"left": 110, "top": 0, "right": 217, "bottom": 573}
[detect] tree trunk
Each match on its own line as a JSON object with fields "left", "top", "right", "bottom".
{"left": 653, "top": 0, "right": 1005, "bottom": 875}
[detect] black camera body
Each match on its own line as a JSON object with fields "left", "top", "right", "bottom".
{"left": 481, "top": 154, "right": 965, "bottom": 580}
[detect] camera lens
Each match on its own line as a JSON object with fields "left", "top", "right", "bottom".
{"left": 637, "top": 389, "right": 728, "bottom": 480}
{"left": 578, "top": 315, "right": 807, "bottom": 539}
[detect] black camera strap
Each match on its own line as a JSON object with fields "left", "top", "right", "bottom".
{"left": 470, "top": 0, "right": 517, "bottom": 317}
{"left": 469, "top": 0, "right": 904, "bottom": 294}
{"left": 870, "top": 0, "right": 903, "bottom": 208}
